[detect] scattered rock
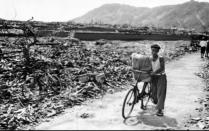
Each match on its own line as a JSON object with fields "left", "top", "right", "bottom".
{"left": 189, "top": 62, "right": 209, "bottom": 130}
{"left": 0, "top": 21, "right": 193, "bottom": 130}
{"left": 47, "top": 110, "right": 57, "bottom": 117}
{"left": 197, "top": 121, "right": 205, "bottom": 129}
{"left": 95, "top": 73, "right": 106, "bottom": 84}
{"left": 107, "top": 89, "right": 114, "bottom": 94}
{"left": 191, "top": 117, "right": 201, "bottom": 121}
{"left": 95, "top": 39, "right": 108, "bottom": 45}
{"left": 80, "top": 113, "right": 94, "bottom": 119}
{"left": 206, "top": 117, "right": 209, "bottom": 121}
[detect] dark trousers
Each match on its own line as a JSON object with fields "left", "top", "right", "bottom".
{"left": 206, "top": 47, "right": 209, "bottom": 57}
{"left": 151, "top": 74, "right": 167, "bottom": 110}
{"left": 201, "top": 47, "right": 206, "bottom": 57}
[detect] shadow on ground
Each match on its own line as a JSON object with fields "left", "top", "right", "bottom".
{"left": 123, "top": 105, "right": 178, "bottom": 128}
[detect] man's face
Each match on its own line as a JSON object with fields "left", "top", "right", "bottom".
{"left": 151, "top": 48, "right": 159, "bottom": 56}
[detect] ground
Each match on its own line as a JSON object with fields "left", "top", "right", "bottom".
{"left": 33, "top": 52, "right": 206, "bottom": 130}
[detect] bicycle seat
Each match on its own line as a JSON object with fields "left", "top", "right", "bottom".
{"left": 130, "top": 83, "right": 136, "bottom": 87}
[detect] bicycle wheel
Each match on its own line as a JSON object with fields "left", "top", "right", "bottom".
{"left": 122, "top": 89, "right": 136, "bottom": 119}
{"left": 141, "top": 83, "right": 151, "bottom": 110}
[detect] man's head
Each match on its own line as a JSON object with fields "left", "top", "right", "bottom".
{"left": 151, "top": 44, "right": 161, "bottom": 57}
{"left": 202, "top": 36, "right": 206, "bottom": 40}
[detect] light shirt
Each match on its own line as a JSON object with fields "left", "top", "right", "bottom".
{"left": 151, "top": 57, "right": 160, "bottom": 72}
{"left": 151, "top": 56, "right": 165, "bottom": 75}
{"left": 200, "top": 41, "right": 207, "bottom": 47}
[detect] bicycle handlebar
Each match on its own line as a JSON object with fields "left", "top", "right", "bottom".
{"left": 132, "top": 69, "right": 149, "bottom": 74}
{"left": 128, "top": 68, "right": 150, "bottom": 74}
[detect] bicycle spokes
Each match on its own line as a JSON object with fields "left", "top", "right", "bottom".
{"left": 127, "top": 92, "right": 134, "bottom": 104}
{"left": 122, "top": 89, "right": 135, "bottom": 119}
{"left": 141, "top": 84, "right": 151, "bottom": 110}
{"left": 122, "top": 82, "right": 152, "bottom": 119}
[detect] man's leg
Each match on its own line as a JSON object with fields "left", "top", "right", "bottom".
{"left": 203, "top": 47, "right": 206, "bottom": 58}
{"left": 201, "top": 47, "right": 204, "bottom": 58}
{"left": 205, "top": 49, "right": 207, "bottom": 57}
{"left": 156, "top": 75, "right": 167, "bottom": 116}
{"left": 151, "top": 76, "right": 158, "bottom": 104}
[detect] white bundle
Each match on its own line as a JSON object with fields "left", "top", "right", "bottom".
{"left": 131, "top": 53, "right": 152, "bottom": 81}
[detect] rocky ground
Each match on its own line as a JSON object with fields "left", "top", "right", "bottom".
{"left": 0, "top": 39, "right": 193, "bottom": 130}
{"left": 185, "top": 57, "right": 209, "bottom": 130}
{"left": 32, "top": 52, "right": 206, "bottom": 130}
{"left": 0, "top": 20, "right": 203, "bottom": 130}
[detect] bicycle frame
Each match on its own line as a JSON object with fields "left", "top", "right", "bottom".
{"left": 122, "top": 69, "right": 152, "bottom": 119}
{"left": 132, "top": 69, "right": 151, "bottom": 103}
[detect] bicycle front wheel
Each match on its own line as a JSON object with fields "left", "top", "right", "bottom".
{"left": 122, "top": 89, "right": 136, "bottom": 119}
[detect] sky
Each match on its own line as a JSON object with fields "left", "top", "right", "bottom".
{"left": 1, "top": 0, "right": 209, "bottom": 22}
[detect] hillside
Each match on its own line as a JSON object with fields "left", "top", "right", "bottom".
{"left": 73, "top": 1, "right": 209, "bottom": 32}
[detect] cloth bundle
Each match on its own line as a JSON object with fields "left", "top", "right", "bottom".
{"left": 131, "top": 53, "right": 152, "bottom": 81}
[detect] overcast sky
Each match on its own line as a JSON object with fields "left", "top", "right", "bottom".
{"left": 1, "top": 0, "right": 209, "bottom": 22}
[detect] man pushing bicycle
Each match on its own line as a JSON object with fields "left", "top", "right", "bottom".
{"left": 122, "top": 44, "right": 167, "bottom": 118}
{"left": 149, "top": 44, "right": 167, "bottom": 116}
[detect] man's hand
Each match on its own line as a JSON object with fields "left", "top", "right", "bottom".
{"left": 150, "top": 72, "right": 155, "bottom": 76}
{"left": 126, "top": 66, "right": 132, "bottom": 71}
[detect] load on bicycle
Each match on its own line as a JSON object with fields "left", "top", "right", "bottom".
{"left": 131, "top": 53, "right": 152, "bottom": 82}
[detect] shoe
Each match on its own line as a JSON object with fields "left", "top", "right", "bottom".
{"left": 156, "top": 110, "right": 164, "bottom": 116}
{"left": 151, "top": 98, "right": 158, "bottom": 104}
{"left": 153, "top": 100, "right": 158, "bottom": 104}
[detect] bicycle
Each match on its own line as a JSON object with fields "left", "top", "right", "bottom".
{"left": 122, "top": 69, "right": 152, "bottom": 119}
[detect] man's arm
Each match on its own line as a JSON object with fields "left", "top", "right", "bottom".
{"left": 128, "top": 67, "right": 151, "bottom": 74}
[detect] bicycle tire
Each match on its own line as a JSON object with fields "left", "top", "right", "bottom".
{"left": 141, "top": 83, "right": 151, "bottom": 110}
{"left": 122, "top": 89, "right": 136, "bottom": 119}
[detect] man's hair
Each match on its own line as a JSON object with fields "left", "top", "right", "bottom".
{"left": 151, "top": 44, "right": 161, "bottom": 50}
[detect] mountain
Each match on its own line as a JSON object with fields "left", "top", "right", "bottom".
{"left": 72, "top": 1, "right": 209, "bottom": 32}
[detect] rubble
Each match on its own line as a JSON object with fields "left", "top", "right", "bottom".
{"left": 0, "top": 21, "right": 195, "bottom": 130}
{"left": 197, "top": 121, "right": 205, "bottom": 129}
{"left": 186, "top": 62, "right": 209, "bottom": 129}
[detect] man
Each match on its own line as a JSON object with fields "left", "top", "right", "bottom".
{"left": 199, "top": 37, "right": 207, "bottom": 58}
{"left": 205, "top": 39, "right": 209, "bottom": 58}
{"left": 150, "top": 44, "right": 167, "bottom": 116}
{"left": 0, "top": 48, "right": 3, "bottom": 61}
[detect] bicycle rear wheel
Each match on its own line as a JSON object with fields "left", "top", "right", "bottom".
{"left": 141, "top": 83, "right": 151, "bottom": 110}
{"left": 122, "top": 89, "right": 136, "bottom": 119}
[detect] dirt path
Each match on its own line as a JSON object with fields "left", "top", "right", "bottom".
{"left": 34, "top": 53, "right": 206, "bottom": 130}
